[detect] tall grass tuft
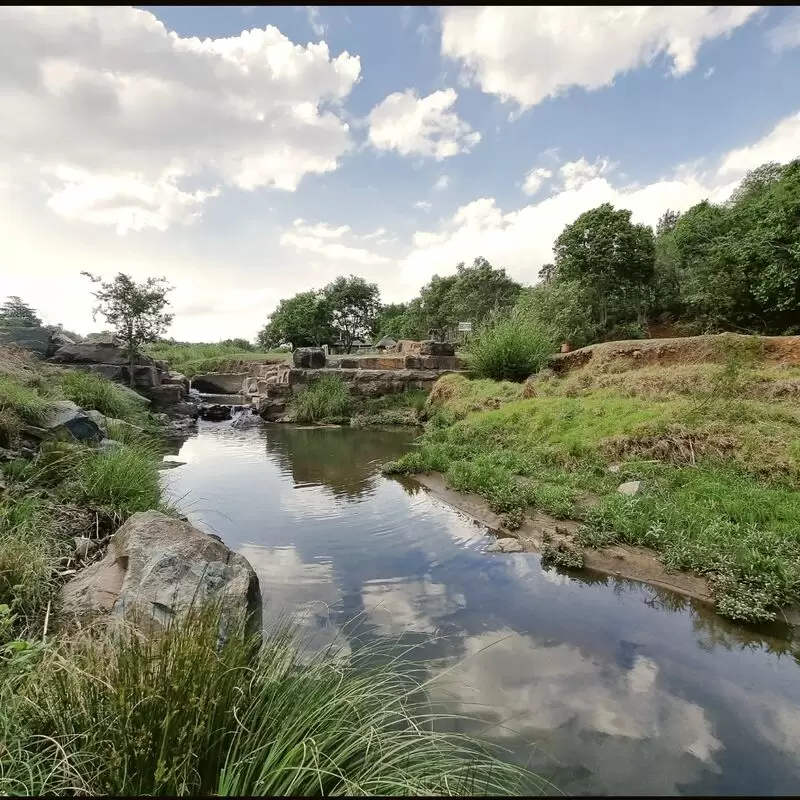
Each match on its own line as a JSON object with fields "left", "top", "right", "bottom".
{"left": 466, "top": 314, "right": 555, "bottom": 382}
{"left": 0, "top": 375, "right": 52, "bottom": 447}
{"left": 291, "top": 374, "right": 353, "bottom": 423}
{"left": 14, "top": 606, "right": 541, "bottom": 796}
{"left": 58, "top": 370, "right": 144, "bottom": 422}
{"left": 67, "top": 441, "right": 165, "bottom": 520}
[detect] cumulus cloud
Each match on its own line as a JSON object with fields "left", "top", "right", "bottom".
{"left": 522, "top": 167, "right": 553, "bottom": 196}
{"left": 434, "top": 174, "right": 450, "bottom": 190}
{"left": 396, "top": 109, "right": 799, "bottom": 294}
{"left": 367, "top": 88, "right": 481, "bottom": 160}
{"left": 440, "top": 6, "right": 760, "bottom": 109}
{"left": 1, "top": 6, "right": 361, "bottom": 232}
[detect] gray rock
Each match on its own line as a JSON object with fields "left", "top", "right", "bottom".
{"left": 231, "top": 409, "right": 265, "bottom": 429}
{"left": 607, "top": 464, "right": 621, "bottom": 474}
{"left": 73, "top": 536, "right": 98, "bottom": 560}
{"left": 115, "top": 384, "right": 151, "bottom": 406}
{"left": 191, "top": 373, "right": 250, "bottom": 394}
{"left": 50, "top": 342, "right": 156, "bottom": 368}
{"left": 86, "top": 410, "right": 108, "bottom": 437}
{"left": 487, "top": 537, "right": 523, "bottom": 553}
{"left": 0, "top": 326, "right": 52, "bottom": 357}
{"left": 292, "top": 347, "right": 326, "bottom": 369}
{"left": 97, "top": 438, "right": 123, "bottom": 452}
{"left": 199, "top": 404, "right": 232, "bottom": 422}
{"left": 41, "top": 401, "right": 104, "bottom": 444}
{"left": 146, "top": 384, "right": 184, "bottom": 407}
{"left": 58, "top": 510, "right": 262, "bottom": 642}
{"left": 617, "top": 480, "right": 642, "bottom": 496}
{"left": 418, "top": 340, "right": 455, "bottom": 357}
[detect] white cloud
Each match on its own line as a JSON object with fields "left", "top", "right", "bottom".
{"left": 305, "top": 6, "right": 327, "bottom": 38}
{"left": 434, "top": 174, "right": 450, "bottom": 190}
{"left": 704, "top": 67, "right": 716, "bottom": 79}
{"left": 1, "top": 6, "right": 361, "bottom": 232}
{"left": 440, "top": 6, "right": 760, "bottom": 109}
{"left": 396, "top": 109, "right": 800, "bottom": 295}
{"left": 367, "top": 88, "right": 481, "bottom": 160}
{"left": 522, "top": 166, "right": 553, "bottom": 196}
{"left": 559, "top": 157, "right": 615, "bottom": 191}
{"left": 718, "top": 112, "right": 800, "bottom": 176}
{"left": 767, "top": 8, "right": 800, "bottom": 52}
{"left": 281, "top": 219, "right": 391, "bottom": 266}
{"left": 414, "top": 200, "right": 433, "bottom": 212}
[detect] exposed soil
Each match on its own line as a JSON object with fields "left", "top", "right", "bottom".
{"left": 548, "top": 333, "right": 800, "bottom": 375}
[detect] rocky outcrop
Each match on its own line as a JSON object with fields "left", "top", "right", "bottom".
{"left": 58, "top": 510, "right": 262, "bottom": 642}
{"left": 39, "top": 400, "right": 104, "bottom": 444}
{"left": 191, "top": 373, "right": 249, "bottom": 394}
{"left": 0, "top": 326, "right": 53, "bottom": 357}
{"left": 50, "top": 342, "right": 157, "bottom": 368}
{"left": 292, "top": 347, "right": 326, "bottom": 369}
{"left": 419, "top": 340, "right": 455, "bottom": 357}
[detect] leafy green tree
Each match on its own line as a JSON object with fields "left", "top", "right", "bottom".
{"left": 257, "top": 291, "right": 333, "bottom": 349}
{"left": 515, "top": 280, "right": 598, "bottom": 349}
{"left": 0, "top": 296, "right": 42, "bottom": 327}
{"left": 323, "top": 275, "right": 381, "bottom": 353}
{"left": 446, "top": 257, "right": 522, "bottom": 329}
{"left": 554, "top": 203, "right": 656, "bottom": 329}
{"left": 82, "top": 272, "right": 174, "bottom": 386}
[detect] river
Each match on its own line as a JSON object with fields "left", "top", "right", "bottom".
{"left": 162, "top": 422, "right": 800, "bottom": 796}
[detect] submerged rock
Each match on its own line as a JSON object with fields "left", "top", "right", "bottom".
{"left": 487, "top": 537, "right": 524, "bottom": 553}
{"left": 58, "top": 510, "right": 262, "bottom": 642}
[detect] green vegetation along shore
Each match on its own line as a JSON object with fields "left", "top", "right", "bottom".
{"left": 386, "top": 334, "right": 800, "bottom": 625}
{"left": 0, "top": 346, "right": 540, "bottom": 796}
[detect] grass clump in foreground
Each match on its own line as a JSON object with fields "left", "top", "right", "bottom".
{"left": 2, "top": 606, "right": 542, "bottom": 797}
{"left": 385, "top": 361, "right": 800, "bottom": 624}
{"left": 291, "top": 373, "right": 353, "bottom": 423}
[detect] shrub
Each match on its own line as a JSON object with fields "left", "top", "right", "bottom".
{"left": 466, "top": 314, "right": 555, "bottom": 382}
{"left": 58, "top": 370, "right": 143, "bottom": 422}
{"left": 291, "top": 374, "right": 353, "bottom": 423}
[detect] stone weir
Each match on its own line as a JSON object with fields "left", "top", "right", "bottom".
{"left": 244, "top": 343, "right": 469, "bottom": 422}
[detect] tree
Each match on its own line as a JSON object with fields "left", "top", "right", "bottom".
{"left": 323, "top": 275, "right": 381, "bottom": 353}
{"left": 257, "top": 291, "right": 333, "bottom": 349}
{"left": 656, "top": 209, "right": 681, "bottom": 237}
{"left": 82, "top": 272, "right": 174, "bottom": 386}
{"left": 515, "top": 280, "right": 598, "bottom": 349}
{"left": 0, "top": 296, "right": 42, "bottom": 327}
{"left": 446, "top": 257, "right": 522, "bottom": 329}
{"left": 553, "top": 203, "right": 656, "bottom": 329}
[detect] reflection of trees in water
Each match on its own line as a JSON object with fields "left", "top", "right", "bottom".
{"left": 263, "top": 426, "right": 415, "bottom": 500}
{"left": 551, "top": 564, "right": 797, "bottom": 658}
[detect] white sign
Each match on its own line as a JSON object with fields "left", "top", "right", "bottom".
{"left": 457, "top": 322, "right": 472, "bottom": 332}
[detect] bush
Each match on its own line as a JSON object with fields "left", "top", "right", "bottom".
{"left": 291, "top": 374, "right": 353, "bottom": 423}
{"left": 466, "top": 314, "right": 555, "bottom": 382}
{"left": 0, "top": 375, "right": 51, "bottom": 447}
{"left": 12, "top": 607, "right": 541, "bottom": 796}
{"left": 58, "top": 370, "right": 143, "bottom": 422}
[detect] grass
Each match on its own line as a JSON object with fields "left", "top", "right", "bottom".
{"left": 0, "top": 374, "right": 52, "bottom": 448}
{"left": 145, "top": 342, "right": 287, "bottom": 378}
{"left": 58, "top": 370, "right": 146, "bottom": 423}
{"left": 351, "top": 389, "right": 428, "bottom": 428}
{"left": 385, "top": 356, "right": 800, "bottom": 624}
{"left": 4, "top": 606, "right": 542, "bottom": 797}
{"left": 291, "top": 374, "right": 354, "bottom": 423}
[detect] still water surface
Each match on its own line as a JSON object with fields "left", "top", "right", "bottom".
{"left": 163, "top": 423, "right": 800, "bottom": 796}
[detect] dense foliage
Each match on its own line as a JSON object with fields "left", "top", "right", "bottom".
{"left": 0, "top": 297, "right": 41, "bottom": 328}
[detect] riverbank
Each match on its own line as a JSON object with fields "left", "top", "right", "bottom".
{"left": 385, "top": 335, "right": 800, "bottom": 625}
{"left": 0, "top": 345, "right": 535, "bottom": 796}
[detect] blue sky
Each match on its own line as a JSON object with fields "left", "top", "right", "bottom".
{"left": 2, "top": 6, "right": 799, "bottom": 339}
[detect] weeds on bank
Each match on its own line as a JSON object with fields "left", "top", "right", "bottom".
{"left": 386, "top": 357, "right": 800, "bottom": 623}
{"left": 58, "top": 370, "right": 145, "bottom": 423}
{"left": 4, "top": 606, "right": 541, "bottom": 797}
{"left": 145, "top": 342, "right": 285, "bottom": 377}
{"left": 291, "top": 374, "right": 353, "bottom": 423}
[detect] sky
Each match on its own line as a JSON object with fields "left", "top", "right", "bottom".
{"left": 2, "top": 5, "right": 800, "bottom": 341}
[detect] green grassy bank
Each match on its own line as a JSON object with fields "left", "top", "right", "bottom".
{"left": 385, "top": 344, "right": 800, "bottom": 624}
{"left": 145, "top": 341, "right": 287, "bottom": 378}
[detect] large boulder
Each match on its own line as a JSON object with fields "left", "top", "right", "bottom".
{"left": 191, "top": 373, "right": 249, "bottom": 394}
{"left": 199, "top": 403, "right": 232, "bottom": 422}
{"left": 58, "top": 510, "right": 262, "bottom": 642}
{"left": 40, "top": 400, "right": 104, "bottom": 444}
{"left": 50, "top": 342, "right": 156, "bottom": 368}
{"left": 292, "top": 347, "right": 326, "bottom": 369}
{"left": 146, "top": 384, "right": 184, "bottom": 408}
{"left": 0, "top": 326, "right": 52, "bottom": 357}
